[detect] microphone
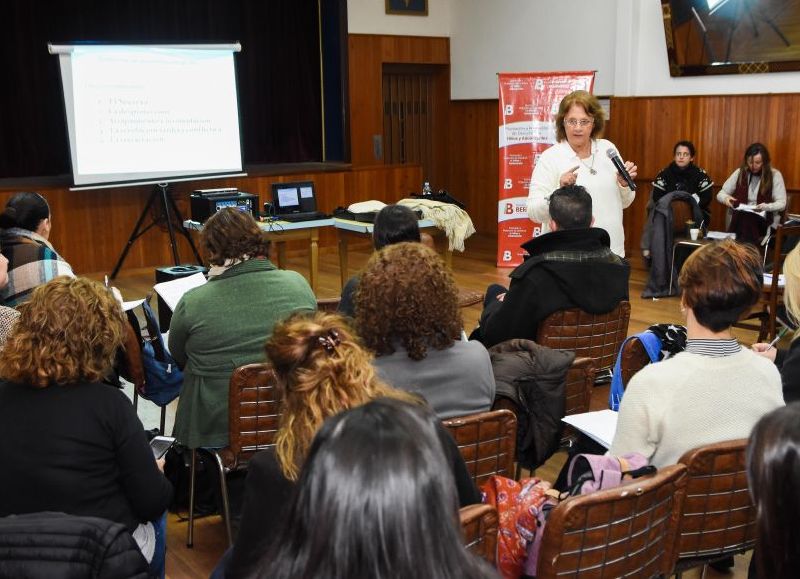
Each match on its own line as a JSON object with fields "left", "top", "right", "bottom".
{"left": 606, "top": 148, "right": 637, "bottom": 191}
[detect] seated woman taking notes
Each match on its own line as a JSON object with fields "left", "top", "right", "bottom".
{"left": 610, "top": 240, "right": 783, "bottom": 468}
{"left": 169, "top": 208, "right": 316, "bottom": 449}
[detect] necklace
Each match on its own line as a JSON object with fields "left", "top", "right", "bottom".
{"left": 579, "top": 154, "right": 597, "bottom": 175}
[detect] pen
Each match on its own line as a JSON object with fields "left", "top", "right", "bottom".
{"left": 767, "top": 327, "right": 790, "bottom": 351}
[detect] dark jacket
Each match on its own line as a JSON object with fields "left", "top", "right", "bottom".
{"left": 652, "top": 162, "right": 713, "bottom": 219}
{"left": 0, "top": 512, "right": 149, "bottom": 579}
{"left": 0, "top": 380, "right": 172, "bottom": 532}
{"left": 775, "top": 338, "right": 800, "bottom": 404}
{"left": 641, "top": 191, "right": 704, "bottom": 298}
{"left": 477, "top": 228, "right": 630, "bottom": 348}
{"left": 490, "top": 339, "right": 575, "bottom": 470}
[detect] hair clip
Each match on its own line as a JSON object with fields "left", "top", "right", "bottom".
{"left": 317, "top": 329, "right": 341, "bottom": 352}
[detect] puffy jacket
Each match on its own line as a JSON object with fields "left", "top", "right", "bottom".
{"left": 0, "top": 512, "right": 150, "bottom": 579}
{"left": 489, "top": 339, "right": 574, "bottom": 470}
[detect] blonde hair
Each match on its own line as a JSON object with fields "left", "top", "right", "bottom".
{"left": 0, "top": 277, "right": 125, "bottom": 387}
{"left": 265, "top": 311, "right": 417, "bottom": 480}
{"left": 783, "top": 245, "right": 800, "bottom": 341}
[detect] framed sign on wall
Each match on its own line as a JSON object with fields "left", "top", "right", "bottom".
{"left": 385, "top": 0, "right": 428, "bottom": 16}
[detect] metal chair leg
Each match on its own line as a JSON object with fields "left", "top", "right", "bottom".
{"left": 212, "top": 451, "right": 233, "bottom": 547}
{"left": 159, "top": 406, "right": 167, "bottom": 436}
{"left": 187, "top": 449, "right": 196, "bottom": 548}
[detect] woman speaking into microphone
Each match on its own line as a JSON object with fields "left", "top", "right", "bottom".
{"left": 528, "top": 90, "right": 637, "bottom": 256}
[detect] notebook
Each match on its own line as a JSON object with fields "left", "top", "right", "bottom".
{"left": 271, "top": 181, "right": 326, "bottom": 222}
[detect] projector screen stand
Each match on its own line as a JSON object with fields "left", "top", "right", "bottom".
{"left": 110, "top": 183, "right": 202, "bottom": 279}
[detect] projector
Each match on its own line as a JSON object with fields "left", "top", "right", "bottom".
{"left": 190, "top": 190, "right": 259, "bottom": 223}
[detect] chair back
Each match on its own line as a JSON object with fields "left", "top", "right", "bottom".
{"left": 671, "top": 198, "right": 695, "bottom": 236}
{"left": 119, "top": 321, "right": 146, "bottom": 394}
{"left": 564, "top": 356, "right": 595, "bottom": 416}
{"left": 674, "top": 439, "right": 755, "bottom": 570}
{"left": 537, "top": 464, "right": 687, "bottom": 579}
{"left": 442, "top": 409, "right": 517, "bottom": 488}
{"left": 619, "top": 336, "right": 651, "bottom": 390}
{"left": 459, "top": 504, "right": 498, "bottom": 565}
{"left": 224, "top": 363, "right": 282, "bottom": 470}
{"left": 536, "top": 301, "right": 631, "bottom": 373}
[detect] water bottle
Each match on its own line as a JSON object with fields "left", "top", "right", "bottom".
{"left": 422, "top": 181, "right": 432, "bottom": 196}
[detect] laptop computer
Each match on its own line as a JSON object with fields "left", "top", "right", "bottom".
{"left": 270, "top": 181, "right": 326, "bottom": 222}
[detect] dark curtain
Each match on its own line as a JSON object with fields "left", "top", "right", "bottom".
{"left": 0, "top": 0, "right": 323, "bottom": 179}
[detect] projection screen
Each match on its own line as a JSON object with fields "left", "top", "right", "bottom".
{"left": 49, "top": 43, "right": 245, "bottom": 189}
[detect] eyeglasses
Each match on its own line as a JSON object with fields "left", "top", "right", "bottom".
{"left": 564, "top": 118, "right": 593, "bottom": 127}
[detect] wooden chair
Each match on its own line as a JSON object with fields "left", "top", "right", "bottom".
{"left": 459, "top": 503, "right": 498, "bottom": 565}
{"left": 537, "top": 464, "right": 688, "bottom": 579}
{"left": 536, "top": 301, "right": 631, "bottom": 375}
{"left": 560, "top": 356, "right": 596, "bottom": 447}
{"left": 187, "top": 363, "right": 281, "bottom": 548}
{"left": 618, "top": 335, "right": 652, "bottom": 390}
{"left": 736, "top": 223, "right": 800, "bottom": 341}
{"left": 672, "top": 439, "right": 756, "bottom": 576}
{"left": 442, "top": 409, "right": 517, "bottom": 488}
{"left": 119, "top": 321, "right": 170, "bottom": 436}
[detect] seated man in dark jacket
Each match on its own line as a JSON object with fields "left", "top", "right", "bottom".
{"left": 473, "top": 184, "right": 630, "bottom": 348}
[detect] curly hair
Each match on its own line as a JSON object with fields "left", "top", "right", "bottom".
{"left": 0, "top": 277, "right": 126, "bottom": 387}
{"left": 201, "top": 208, "right": 270, "bottom": 266}
{"left": 355, "top": 242, "right": 462, "bottom": 361}
{"left": 266, "top": 311, "right": 417, "bottom": 481}
{"left": 555, "top": 90, "right": 605, "bottom": 143}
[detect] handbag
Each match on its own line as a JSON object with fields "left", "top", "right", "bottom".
{"left": 126, "top": 298, "right": 183, "bottom": 406}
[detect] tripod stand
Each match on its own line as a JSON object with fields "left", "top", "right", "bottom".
{"left": 110, "top": 183, "right": 202, "bottom": 279}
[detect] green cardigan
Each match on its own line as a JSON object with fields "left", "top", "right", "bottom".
{"left": 169, "top": 259, "right": 316, "bottom": 448}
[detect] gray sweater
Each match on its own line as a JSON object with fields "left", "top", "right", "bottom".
{"left": 373, "top": 339, "right": 496, "bottom": 419}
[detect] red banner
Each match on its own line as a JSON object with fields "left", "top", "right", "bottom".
{"left": 497, "top": 72, "right": 595, "bottom": 266}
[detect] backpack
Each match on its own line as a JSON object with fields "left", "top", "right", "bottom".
{"left": 125, "top": 298, "right": 183, "bottom": 407}
{"left": 521, "top": 453, "right": 654, "bottom": 577}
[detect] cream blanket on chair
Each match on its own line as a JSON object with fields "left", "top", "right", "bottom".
{"left": 397, "top": 198, "right": 475, "bottom": 252}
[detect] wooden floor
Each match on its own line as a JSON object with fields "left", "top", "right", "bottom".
{"left": 102, "top": 233, "right": 763, "bottom": 579}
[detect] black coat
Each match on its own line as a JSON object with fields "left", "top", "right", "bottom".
{"left": 775, "top": 338, "right": 800, "bottom": 404}
{"left": 477, "top": 228, "right": 630, "bottom": 348}
{"left": 0, "top": 512, "right": 149, "bottom": 579}
{"left": 490, "top": 339, "right": 575, "bottom": 470}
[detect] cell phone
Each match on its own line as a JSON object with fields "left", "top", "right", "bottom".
{"left": 150, "top": 436, "right": 176, "bottom": 460}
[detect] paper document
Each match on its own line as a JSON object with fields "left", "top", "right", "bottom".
{"left": 706, "top": 231, "right": 736, "bottom": 240}
{"left": 735, "top": 204, "right": 767, "bottom": 219}
{"left": 561, "top": 409, "right": 619, "bottom": 449}
{"left": 153, "top": 272, "right": 207, "bottom": 312}
{"left": 122, "top": 298, "right": 145, "bottom": 312}
{"left": 763, "top": 273, "right": 785, "bottom": 287}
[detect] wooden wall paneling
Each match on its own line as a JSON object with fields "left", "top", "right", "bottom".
{"left": 609, "top": 93, "right": 800, "bottom": 257}
{"left": 0, "top": 165, "right": 422, "bottom": 275}
{"left": 447, "top": 100, "right": 499, "bottom": 235}
{"left": 348, "top": 34, "right": 449, "bottom": 169}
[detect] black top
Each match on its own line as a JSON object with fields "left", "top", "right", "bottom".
{"left": 477, "top": 228, "right": 630, "bottom": 348}
{"left": 224, "top": 422, "right": 481, "bottom": 579}
{"left": 652, "top": 162, "right": 714, "bottom": 211}
{"left": 775, "top": 338, "right": 800, "bottom": 404}
{"left": 337, "top": 274, "right": 359, "bottom": 318}
{"left": 0, "top": 380, "right": 172, "bottom": 531}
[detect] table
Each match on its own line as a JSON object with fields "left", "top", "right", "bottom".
{"left": 333, "top": 217, "right": 452, "bottom": 288}
{"left": 183, "top": 218, "right": 334, "bottom": 292}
